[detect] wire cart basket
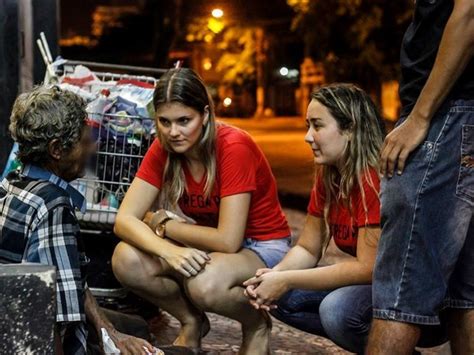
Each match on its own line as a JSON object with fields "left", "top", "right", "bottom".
{"left": 56, "top": 60, "right": 166, "bottom": 231}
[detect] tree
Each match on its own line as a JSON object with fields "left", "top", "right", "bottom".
{"left": 186, "top": 18, "right": 257, "bottom": 86}
{"left": 215, "top": 27, "right": 256, "bottom": 86}
{"left": 287, "top": 0, "right": 413, "bottom": 92}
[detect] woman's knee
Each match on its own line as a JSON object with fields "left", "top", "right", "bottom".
{"left": 186, "top": 268, "right": 225, "bottom": 309}
{"left": 111, "top": 242, "right": 151, "bottom": 288}
{"left": 319, "top": 286, "right": 372, "bottom": 352}
{"left": 186, "top": 254, "right": 235, "bottom": 309}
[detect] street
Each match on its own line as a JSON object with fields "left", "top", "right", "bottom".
{"left": 221, "top": 117, "right": 314, "bottom": 200}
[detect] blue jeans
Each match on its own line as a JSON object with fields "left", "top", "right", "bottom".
{"left": 373, "top": 99, "right": 474, "bottom": 325}
{"left": 271, "top": 285, "right": 447, "bottom": 353}
{"left": 271, "top": 285, "right": 372, "bottom": 353}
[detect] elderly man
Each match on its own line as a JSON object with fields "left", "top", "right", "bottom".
{"left": 0, "top": 86, "right": 154, "bottom": 354}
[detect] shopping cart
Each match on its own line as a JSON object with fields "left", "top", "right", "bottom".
{"left": 56, "top": 60, "right": 166, "bottom": 231}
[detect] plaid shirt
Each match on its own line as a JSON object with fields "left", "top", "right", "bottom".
{"left": 0, "top": 165, "right": 88, "bottom": 354}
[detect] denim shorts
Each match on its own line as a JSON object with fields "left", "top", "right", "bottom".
{"left": 242, "top": 236, "right": 291, "bottom": 268}
{"left": 373, "top": 99, "right": 474, "bottom": 325}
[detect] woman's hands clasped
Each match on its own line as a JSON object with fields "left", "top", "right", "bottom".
{"left": 243, "top": 268, "right": 289, "bottom": 311}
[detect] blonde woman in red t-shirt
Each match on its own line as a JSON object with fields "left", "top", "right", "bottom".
{"left": 244, "top": 84, "right": 385, "bottom": 354}
{"left": 112, "top": 68, "right": 291, "bottom": 354}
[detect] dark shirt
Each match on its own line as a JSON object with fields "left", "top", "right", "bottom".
{"left": 399, "top": 0, "right": 474, "bottom": 116}
{"left": 0, "top": 165, "right": 88, "bottom": 354}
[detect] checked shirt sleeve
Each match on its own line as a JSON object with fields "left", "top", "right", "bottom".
{"left": 27, "top": 203, "right": 86, "bottom": 324}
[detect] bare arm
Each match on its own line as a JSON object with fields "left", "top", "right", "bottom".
{"left": 281, "top": 226, "right": 380, "bottom": 290}
{"left": 114, "top": 177, "right": 185, "bottom": 258}
{"left": 84, "top": 288, "right": 154, "bottom": 354}
{"left": 272, "top": 214, "right": 327, "bottom": 271}
{"left": 54, "top": 328, "right": 64, "bottom": 355}
{"left": 244, "top": 225, "right": 380, "bottom": 305}
{"left": 411, "top": 0, "right": 474, "bottom": 122}
{"left": 164, "top": 192, "right": 252, "bottom": 253}
{"left": 84, "top": 288, "right": 114, "bottom": 333}
{"left": 381, "top": 0, "right": 474, "bottom": 177}
{"left": 114, "top": 177, "right": 209, "bottom": 277}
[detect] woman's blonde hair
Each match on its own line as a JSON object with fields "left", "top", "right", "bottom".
{"left": 311, "top": 83, "right": 385, "bottom": 237}
{"left": 153, "top": 68, "right": 217, "bottom": 206}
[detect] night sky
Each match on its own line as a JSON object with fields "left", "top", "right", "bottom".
{"left": 59, "top": 0, "right": 303, "bottom": 69}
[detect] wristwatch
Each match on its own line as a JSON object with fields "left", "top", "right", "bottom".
{"left": 151, "top": 210, "right": 172, "bottom": 238}
{"left": 156, "top": 216, "right": 172, "bottom": 238}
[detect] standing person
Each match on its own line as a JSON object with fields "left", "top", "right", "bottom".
{"left": 243, "top": 84, "right": 385, "bottom": 354}
{"left": 112, "top": 68, "right": 291, "bottom": 354}
{"left": 0, "top": 86, "right": 154, "bottom": 355}
{"left": 368, "top": 0, "right": 474, "bottom": 354}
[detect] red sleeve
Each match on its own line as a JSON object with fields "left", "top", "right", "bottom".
{"left": 219, "top": 142, "right": 258, "bottom": 197}
{"left": 355, "top": 169, "right": 381, "bottom": 226}
{"left": 307, "top": 176, "right": 325, "bottom": 217}
{"left": 135, "top": 139, "right": 167, "bottom": 188}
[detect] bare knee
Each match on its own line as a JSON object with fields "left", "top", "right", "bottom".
{"left": 112, "top": 242, "right": 151, "bottom": 288}
{"left": 186, "top": 268, "right": 228, "bottom": 310}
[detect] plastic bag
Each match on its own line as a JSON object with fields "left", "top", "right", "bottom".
{"left": 101, "top": 328, "right": 120, "bottom": 354}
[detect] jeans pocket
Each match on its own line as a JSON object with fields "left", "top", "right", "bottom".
{"left": 408, "top": 140, "right": 435, "bottom": 163}
{"left": 456, "top": 125, "right": 474, "bottom": 204}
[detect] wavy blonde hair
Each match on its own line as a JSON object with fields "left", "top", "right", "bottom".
{"left": 311, "top": 83, "right": 385, "bottom": 238}
{"left": 153, "top": 68, "right": 217, "bottom": 207}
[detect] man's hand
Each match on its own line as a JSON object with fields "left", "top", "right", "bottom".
{"left": 380, "top": 115, "right": 430, "bottom": 177}
{"left": 105, "top": 328, "right": 154, "bottom": 355}
{"left": 243, "top": 270, "right": 289, "bottom": 310}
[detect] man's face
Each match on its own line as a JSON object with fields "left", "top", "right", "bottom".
{"left": 58, "top": 125, "right": 96, "bottom": 182}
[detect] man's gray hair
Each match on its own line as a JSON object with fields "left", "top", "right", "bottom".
{"left": 9, "top": 85, "right": 87, "bottom": 166}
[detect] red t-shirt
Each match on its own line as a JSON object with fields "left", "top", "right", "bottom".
{"left": 307, "top": 169, "right": 380, "bottom": 256}
{"left": 136, "top": 124, "right": 290, "bottom": 241}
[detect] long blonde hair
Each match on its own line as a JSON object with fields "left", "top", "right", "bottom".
{"left": 153, "top": 68, "right": 217, "bottom": 206}
{"left": 311, "top": 83, "right": 385, "bottom": 236}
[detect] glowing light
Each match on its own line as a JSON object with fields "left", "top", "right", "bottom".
{"left": 208, "top": 18, "right": 225, "bottom": 34}
{"left": 212, "top": 8, "right": 224, "bottom": 18}
{"left": 279, "top": 67, "right": 289, "bottom": 76}
{"left": 223, "top": 97, "right": 232, "bottom": 107}
{"left": 203, "top": 58, "right": 212, "bottom": 71}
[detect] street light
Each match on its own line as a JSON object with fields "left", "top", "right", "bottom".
{"left": 208, "top": 8, "right": 225, "bottom": 34}
{"left": 211, "top": 8, "right": 224, "bottom": 18}
{"left": 223, "top": 97, "right": 232, "bottom": 107}
{"left": 203, "top": 58, "right": 212, "bottom": 71}
{"left": 279, "top": 67, "right": 289, "bottom": 76}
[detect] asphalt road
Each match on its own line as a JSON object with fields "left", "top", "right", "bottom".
{"left": 221, "top": 117, "right": 315, "bottom": 201}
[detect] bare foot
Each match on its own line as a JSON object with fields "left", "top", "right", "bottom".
{"left": 239, "top": 311, "right": 272, "bottom": 355}
{"left": 173, "top": 313, "right": 210, "bottom": 348}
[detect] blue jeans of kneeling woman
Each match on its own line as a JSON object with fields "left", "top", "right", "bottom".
{"left": 271, "top": 285, "right": 372, "bottom": 353}
{"left": 271, "top": 285, "right": 446, "bottom": 354}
